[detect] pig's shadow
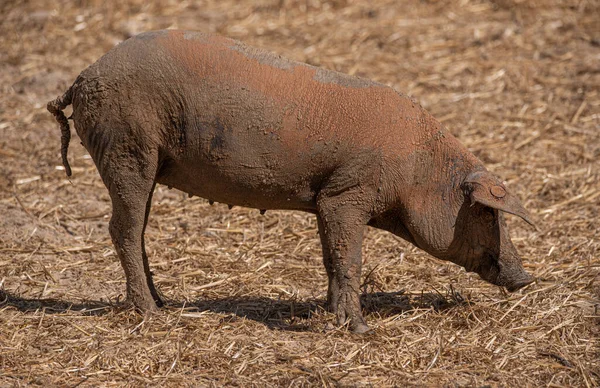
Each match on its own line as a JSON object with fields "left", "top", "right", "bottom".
{"left": 0, "top": 289, "right": 112, "bottom": 316}
{"left": 183, "top": 288, "right": 466, "bottom": 331}
{"left": 0, "top": 288, "right": 466, "bottom": 331}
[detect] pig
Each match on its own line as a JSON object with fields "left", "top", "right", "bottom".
{"left": 48, "top": 30, "right": 535, "bottom": 333}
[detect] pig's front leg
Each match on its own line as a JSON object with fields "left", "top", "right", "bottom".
{"left": 317, "top": 192, "right": 371, "bottom": 334}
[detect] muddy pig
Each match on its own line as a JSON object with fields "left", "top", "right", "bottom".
{"left": 48, "top": 30, "right": 535, "bottom": 333}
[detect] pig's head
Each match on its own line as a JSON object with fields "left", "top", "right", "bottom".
{"left": 451, "top": 170, "right": 535, "bottom": 291}
{"left": 371, "top": 169, "right": 535, "bottom": 291}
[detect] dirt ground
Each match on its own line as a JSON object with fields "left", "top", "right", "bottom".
{"left": 1, "top": 0, "right": 599, "bottom": 386}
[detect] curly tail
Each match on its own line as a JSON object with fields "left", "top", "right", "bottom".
{"left": 47, "top": 86, "right": 74, "bottom": 177}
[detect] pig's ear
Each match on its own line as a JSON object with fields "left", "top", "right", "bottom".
{"left": 462, "top": 170, "right": 536, "bottom": 228}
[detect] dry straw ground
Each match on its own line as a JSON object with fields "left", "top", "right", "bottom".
{"left": 1, "top": 0, "right": 599, "bottom": 386}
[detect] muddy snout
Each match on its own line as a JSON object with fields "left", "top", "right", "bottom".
{"left": 495, "top": 262, "right": 535, "bottom": 292}
{"left": 478, "top": 258, "right": 534, "bottom": 292}
{"left": 503, "top": 271, "right": 535, "bottom": 292}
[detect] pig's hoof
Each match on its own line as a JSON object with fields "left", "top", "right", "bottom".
{"left": 336, "top": 309, "right": 370, "bottom": 334}
{"left": 137, "top": 303, "right": 159, "bottom": 315}
{"left": 324, "top": 322, "right": 336, "bottom": 332}
{"left": 325, "top": 302, "right": 338, "bottom": 314}
{"left": 351, "top": 321, "right": 372, "bottom": 334}
{"left": 131, "top": 297, "right": 159, "bottom": 313}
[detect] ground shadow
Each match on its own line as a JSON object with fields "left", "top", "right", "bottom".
{"left": 182, "top": 296, "right": 323, "bottom": 331}
{"left": 180, "top": 287, "right": 467, "bottom": 331}
{"left": 1, "top": 287, "right": 467, "bottom": 329}
{"left": 362, "top": 286, "right": 467, "bottom": 316}
{"left": 0, "top": 289, "right": 113, "bottom": 316}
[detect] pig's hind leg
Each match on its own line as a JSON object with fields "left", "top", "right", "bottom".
{"left": 98, "top": 138, "right": 161, "bottom": 312}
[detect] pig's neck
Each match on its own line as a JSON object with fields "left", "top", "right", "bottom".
{"left": 381, "top": 125, "right": 482, "bottom": 200}
{"left": 376, "top": 128, "right": 484, "bottom": 256}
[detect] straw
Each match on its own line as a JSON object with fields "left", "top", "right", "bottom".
{"left": 0, "top": 0, "right": 598, "bottom": 386}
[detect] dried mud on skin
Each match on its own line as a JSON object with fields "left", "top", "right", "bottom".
{"left": 0, "top": 0, "right": 598, "bottom": 386}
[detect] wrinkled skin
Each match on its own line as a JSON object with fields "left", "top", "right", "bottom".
{"left": 48, "top": 30, "right": 534, "bottom": 333}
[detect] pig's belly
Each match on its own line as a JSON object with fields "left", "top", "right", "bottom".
{"left": 155, "top": 156, "right": 322, "bottom": 212}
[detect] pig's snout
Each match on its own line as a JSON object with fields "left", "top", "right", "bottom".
{"left": 502, "top": 270, "right": 535, "bottom": 292}
{"left": 477, "top": 254, "right": 534, "bottom": 292}
{"left": 494, "top": 259, "right": 535, "bottom": 292}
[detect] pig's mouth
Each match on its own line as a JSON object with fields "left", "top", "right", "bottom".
{"left": 475, "top": 255, "right": 535, "bottom": 292}
{"left": 503, "top": 275, "right": 535, "bottom": 292}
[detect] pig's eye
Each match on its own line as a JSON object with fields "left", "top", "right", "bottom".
{"left": 484, "top": 207, "right": 496, "bottom": 224}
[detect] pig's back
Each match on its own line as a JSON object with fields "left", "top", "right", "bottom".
{"left": 74, "top": 30, "right": 441, "bottom": 211}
